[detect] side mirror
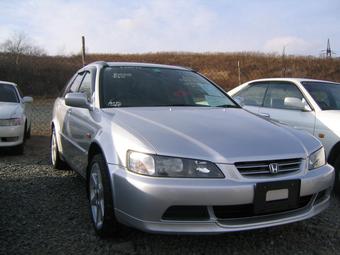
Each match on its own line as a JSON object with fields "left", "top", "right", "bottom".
{"left": 23, "top": 96, "right": 33, "bottom": 103}
{"left": 65, "top": 92, "right": 92, "bottom": 110}
{"left": 284, "top": 97, "right": 311, "bottom": 111}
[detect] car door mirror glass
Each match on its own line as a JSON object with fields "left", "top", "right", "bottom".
{"left": 284, "top": 97, "right": 310, "bottom": 111}
{"left": 65, "top": 92, "right": 92, "bottom": 110}
{"left": 23, "top": 96, "right": 33, "bottom": 103}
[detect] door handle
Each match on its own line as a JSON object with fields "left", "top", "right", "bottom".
{"left": 259, "top": 113, "right": 270, "bottom": 118}
{"left": 67, "top": 109, "right": 72, "bottom": 114}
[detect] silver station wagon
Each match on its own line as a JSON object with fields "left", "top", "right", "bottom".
{"left": 51, "top": 62, "right": 334, "bottom": 237}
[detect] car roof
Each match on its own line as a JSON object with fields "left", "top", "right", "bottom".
{"left": 0, "top": 81, "right": 17, "bottom": 86}
{"left": 87, "top": 61, "right": 191, "bottom": 71}
{"left": 244, "top": 77, "right": 340, "bottom": 84}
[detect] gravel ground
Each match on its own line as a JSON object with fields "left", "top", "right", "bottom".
{"left": 1, "top": 136, "right": 340, "bottom": 255}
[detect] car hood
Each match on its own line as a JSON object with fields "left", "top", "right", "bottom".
{"left": 0, "top": 102, "right": 22, "bottom": 119}
{"left": 102, "top": 107, "right": 321, "bottom": 164}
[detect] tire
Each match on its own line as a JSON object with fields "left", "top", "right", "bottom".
{"left": 25, "top": 124, "right": 31, "bottom": 139}
{"left": 87, "top": 154, "right": 120, "bottom": 237}
{"left": 50, "top": 128, "right": 67, "bottom": 170}
{"left": 13, "top": 125, "right": 26, "bottom": 155}
{"left": 334, "top": 156, "right": 340, "bottom": 195}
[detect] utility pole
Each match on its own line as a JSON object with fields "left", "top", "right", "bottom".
{"left": 281, "top": 46, "right": 286, "bottom": 77}
{"left": 82, "top": 36, "right": 86, "bottom": 66}
{"left": 237, "top": 61, "right": 241, "bottom": 85}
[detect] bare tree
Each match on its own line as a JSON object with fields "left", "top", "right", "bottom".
{"left": 0, "top": 32, "right": 46, "bottom": 57}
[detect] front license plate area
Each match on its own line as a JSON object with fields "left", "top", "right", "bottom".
{"left": 254, "top": 180, "right": 301, "bottom": 215}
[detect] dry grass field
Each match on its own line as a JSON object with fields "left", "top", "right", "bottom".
{"left": 0, "top": 52, "right": 339, "bottom": 97}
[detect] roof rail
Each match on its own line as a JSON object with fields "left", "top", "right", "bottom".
{"left": 90, "top": 61, "right": 108, "bottom": 67}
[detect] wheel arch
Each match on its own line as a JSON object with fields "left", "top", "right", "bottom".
{"left": 87, "top": 142, "right": 110, "bottom": 177}
{"left": 328, "top": 141, "right": 340, "bottom": 166}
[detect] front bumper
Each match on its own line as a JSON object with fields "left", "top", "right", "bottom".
{"left": 108, "top": 163, "right": 334, "bottom": 234}
{"left": 0, "top": 125, "right": 25, "bottom": 147}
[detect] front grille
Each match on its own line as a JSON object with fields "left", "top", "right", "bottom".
{"left": 235, "top": 158, "right": 302, "bottom": 176}
{"left": 213, "top": 195, "right": 312, "bottom": 219}
{"left": 162, "top": 206, "right": 209, "bottom": 221}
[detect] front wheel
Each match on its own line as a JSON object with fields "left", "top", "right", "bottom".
{"left": 88, "top": 154, "right": 120, "bottom": 237}
{"left": 50, "top": 129, "right": 67, "bottom": 170}
{"left": 25, "top": 124, "right": 31, "bottom": 139}
{"left": 334, "top": 157, "right": 340, "bottom": 195}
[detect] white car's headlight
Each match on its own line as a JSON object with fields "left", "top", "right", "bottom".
{"left": 308, "top": 147, "right": 326, "bottom": 170}
{"left": 127, "top": 151, "right": 224, "bottom": 178}
{"left": 0, "top": 118, "right": 23, "bottom": 126}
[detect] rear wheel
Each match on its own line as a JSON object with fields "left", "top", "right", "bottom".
{"left": 50, "top": 128, "right": 67, "bottom": 170}
{"left": 88, "top": 154, "right": 120, "bottom": 237}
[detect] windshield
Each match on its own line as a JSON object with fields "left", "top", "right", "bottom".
{"left": 302, "top": 81, "right": 340, "bottom": 110}
{"left": 100, "top": 66, "right": 237, "bottom": 108}
{"left": 0, "top": 84, "right": 19, "bottom": 103}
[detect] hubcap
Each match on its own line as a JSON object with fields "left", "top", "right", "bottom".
{"left": 89, "top": 163, "right": 104, "bottom": 229}
{"left": 51, "top": 132, "right": 57, "bottom": 165}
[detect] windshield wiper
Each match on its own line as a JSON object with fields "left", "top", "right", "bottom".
{"left": 153, "top": 104, "right": 211, "bottom": 107}
{"left": 215, "top": 104, "right": 240, "bottom": 108}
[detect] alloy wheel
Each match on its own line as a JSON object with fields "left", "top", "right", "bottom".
{"left": 89, "top": 162, "right": 105, "bottom": 230}
{"left": 51, "top": 132, "right": 57, "bottom": 166}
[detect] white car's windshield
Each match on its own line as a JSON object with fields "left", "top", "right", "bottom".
{"left": 0, "top": 84, "right": 19, "bottom": 103}
{"left": 302, "top": 81, "right": 340, "bottom": 110}
{"left": 100, "top": 66, "right": 238, "bottom": 108}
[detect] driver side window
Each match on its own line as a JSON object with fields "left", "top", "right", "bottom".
{"left": 263, "top": 82, "right": 304, "bottom": 109}
{"left": 78, "top": 72, "right": 93, "bottom": 102}
{"left": 62, "top": 73, "right": 84, "bottom": 97}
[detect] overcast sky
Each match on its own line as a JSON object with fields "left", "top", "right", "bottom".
{"left": 0, "top": 0, "right": 339, "bottom": 56}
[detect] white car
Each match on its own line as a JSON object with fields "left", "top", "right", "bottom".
{"left": 0, "top": 81, "right": 33, "bottom": 154}
{"left": 228, "top": 78, "right": 340, "bottom": 191}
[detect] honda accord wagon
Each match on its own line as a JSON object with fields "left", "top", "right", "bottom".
{"left": 51, "top": 62, "right": 334, "bottom": 237}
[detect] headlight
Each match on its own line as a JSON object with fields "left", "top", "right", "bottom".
{"left": 127, "top": 151, "right": 224, "bottom": 178}
{"left": 308, "top": 147, "right": 326, "bottom": 170}
{"left": 0, "top": 118, "right": 23, "bottom": 126}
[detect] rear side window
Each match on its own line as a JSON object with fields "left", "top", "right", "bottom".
{"left": 263, "top": 82, "right": 303, "bottom": 109}
{"left": 0, "top": 84, "right": 19, "bottom": 103}
{"left": 235, "top": 83, "right": 268, "bottom": 106}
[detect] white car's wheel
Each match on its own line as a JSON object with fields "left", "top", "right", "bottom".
{"left": 88, "top": 154, "right": 120, "bottom": 237}
{"left": 25, "top": 124, "right": 31, "bottom": 139}
{"left": 12, "top": 123, "right": 26, "bottom": 155}
{"left": 50, "top": 129, "right": 66, "bottom": 170}
{"left": 334, "top": 156, "right": 340, "bottom": 196}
